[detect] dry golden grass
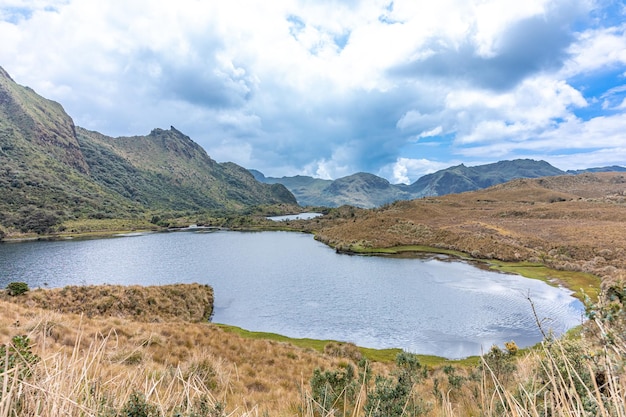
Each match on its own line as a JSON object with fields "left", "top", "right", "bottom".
{"left": 1, "top": 283, "right": 214, "bottom": 323}
{"left": 314, "top": 173, "right": 626, "bottom": 287}
{"left": 0, "top": 292, "right": 354, "bottom": 416}
{"left": 2, "top": 278, "right": 625, "bottom": 416}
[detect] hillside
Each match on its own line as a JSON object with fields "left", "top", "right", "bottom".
{"left": 320, "top": 172, "right": 412, "bottom": 207}
{"left": 1, "top": 283, "right": 215, "bottom": 322}
{"left": 0, "top": 67, "right": 296, "bottom": 236}
{"left": 567, "top": 165, "right": 626, "bottom": 174}
{"left": 250, "top": 170, "right": 333, "bottom": 206}
{"left": 314, "top": 172, "right": 626, "bottom": 285}
{"left": 77, "top": 127, "right": 296, "bottom": 211}
{"left": 253, "top": 159, "right": 598, "bottom": 208}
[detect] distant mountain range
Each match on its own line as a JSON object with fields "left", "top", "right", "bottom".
{"left": 252, "top": 160, "right": 626, "bottom": 208}
{"left": 0, "top": 66, "right": 295, "bottom": 234}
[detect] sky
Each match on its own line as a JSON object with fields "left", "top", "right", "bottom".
{"left": 1, "top": 0, "right": 626, "bottom": 184}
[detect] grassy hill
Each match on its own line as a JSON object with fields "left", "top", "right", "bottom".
{"left": 0, "top": 67, "right": 296, "bottom": 237}
{"left": 314, "top": 172, "right": 626, "bottom": 292}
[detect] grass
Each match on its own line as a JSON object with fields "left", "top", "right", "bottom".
{"left": 216, "top": 324, "right": 338, "bottom": 352}
{"left": 217, "top": 324, "right": 481, "bottom": 367}
{"left": 2, "top": 281, "right": 625, "bottom": 416}
{"left": 346, "top": 244, "right": 471, "bottom": 259}
{"left": 487, "top": 260, "right": 602, "bottom": 302}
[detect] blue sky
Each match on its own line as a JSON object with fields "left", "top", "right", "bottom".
{"left": 1, "top": 0, "right": 625, "bottom": 183}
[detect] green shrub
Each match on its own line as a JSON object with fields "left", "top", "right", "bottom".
{"left": 120, "top": 392, "right": 160, "bottom": 417}
{"left": 310, "top": 363, "right": 358, "bottom": 416}
{"left": 6, "top": 281, "right": 29, "bottom": 296}
{"left": 365, "top": 352, "right": 430, "bottom": 417}
{"left": 480, "top": 344, "right": 516, "bottom": 384}
{"left": 0, "top": 335, "right": 40, "bottom": 379}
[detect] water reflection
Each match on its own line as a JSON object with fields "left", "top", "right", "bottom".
{"left": 266, "top": 212, "right": 323, "bottom": 221}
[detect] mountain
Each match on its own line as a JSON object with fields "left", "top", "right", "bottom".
{"left": 251, "top": 170, "right": 411, "bottom": 208}
{"left": 0, "top": 66, "right": 295, "bottom": 235}
{"left": 406, "top": 159, "right": 566, "bottom": 197}
{"left": 319, "top": 172, "right": 412, "bottom": 208}
{"left": 250, "top": 170, "right": 332, "bottom": 206}
{"left": 567, "top": 166, "right": 626, "bottom": 175}
{"left": 77, "top": 127, "right": 296, "bottom": 211}
{"left": 253, "top": 159, "right": 570, "bottom": 208}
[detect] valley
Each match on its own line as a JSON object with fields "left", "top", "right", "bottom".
{"left": 1, "top": 65, "right": 626, "bottom": 416}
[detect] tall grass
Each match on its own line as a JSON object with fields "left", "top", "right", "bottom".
{"left": 0, "top": 326, "right": 235, "bottom": 417}
{"left": 2, "top": 281, "right": 625, "bottom": 417}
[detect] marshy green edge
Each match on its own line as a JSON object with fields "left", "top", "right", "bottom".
{"left": 345, "top": 244, "right": 601, "bottom": 302}
{"left": 215, "top": 324, "right": 479, "bottom": 366}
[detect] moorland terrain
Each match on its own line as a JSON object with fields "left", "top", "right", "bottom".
{"left": 1, "top": 65, "right": 626, "bottom": 416}
{"left": 313, "top": 172, "right": 626, "bottom": 294}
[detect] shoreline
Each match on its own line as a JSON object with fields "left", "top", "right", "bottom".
{"left": 2, "top": 225, "right": 600, "bottom": 301}
{"left": 1, "top": 227, "right": 593, "bottom": 363}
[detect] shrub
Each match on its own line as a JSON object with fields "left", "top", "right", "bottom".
{"left": 120, "top": 392, "right": 160, "bottom": 417}
{"left": 365, "top": 352, "right": 430, "bottom": 417}
{"left": 6, "top": 281, "right": 29, "bottom": 296}
{"left": 310, "top": 363, "right": 358, "bottom": 416}
{"left": 0, "top": 335, "right": 40, "bottom": 379}
{"left": 480, "top": 344, "right": 517, "bottom": 384}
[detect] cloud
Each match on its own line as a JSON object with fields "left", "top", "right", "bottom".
{"left": 391, "top": 1, "right": 587, "bottom": 91}
{"left": 417, "top": 126, "right": 443, "bottom": 139}
{"left": 383, "top": 157, "right": 453, "bottom": 184}
{"left": 0, "top": 0, "right": 624, "bottom": 183}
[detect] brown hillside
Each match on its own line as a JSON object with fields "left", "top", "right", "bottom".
{"left": 0, "top": 289, "right": 351, "bottom": 416}
{"left": 315, "top": 172, "right": 626, "bottom": 283}
{"left": 1, "top": 283, "right": 214, "bottom": 323}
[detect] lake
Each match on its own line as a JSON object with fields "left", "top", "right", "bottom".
{"left": 0, "top": 230, "right": 583, "bottom": 358}
{"left": 267, "top": 212, "right": 323, "bottom": 221}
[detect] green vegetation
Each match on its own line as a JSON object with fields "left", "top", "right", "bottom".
{"left": 343, "top": 244, "right": 470, "bottom": 259}
{"left": 6, "top": 281, "right": 29, "bottom": 296}
{"left": 0, "top": 68, "right": 297, "bottom": 238}
{"left": 307, "top": 352, "right": 431, "bottom": 417}
{"left": 0, "top": 335, "right": 40, "bottom": 379}
{"left": 487, "top": 261, "right": 601, "bottom": 301}
{"left": 216, "top": 324, "right": 476, "bottom": 366}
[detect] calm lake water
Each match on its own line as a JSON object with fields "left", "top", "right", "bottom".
{"left": 267, "top": 212, "right": 323, "bottom": 221}
{"left": 0, "top": 230, "right": 583, "bottom": 358}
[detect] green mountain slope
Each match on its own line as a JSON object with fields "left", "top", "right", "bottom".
{"left": 78, "top": 127, "right": 296, "bottom": 211}
{"left": 319, "top": 172, "right": 411, "bottom": 208}
{"left": 0, "top": 66, "right": 296, "bottom": 235}
{"left": 250, "top": 170, "right": 333, "bottom": 206}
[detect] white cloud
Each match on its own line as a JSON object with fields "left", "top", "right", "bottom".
{"left": 565, "top": 24, "right": 626, "bottom": 76}
{"left": 384, "top": 157, "right": 452, "bottom": 184}
{"left": 0, "top": 0, "right": 624, "bottom": 183}
{"left": 417, "top": 126, "right": 443, "bottom": 139}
